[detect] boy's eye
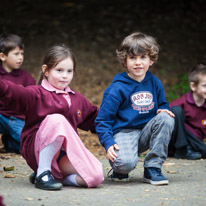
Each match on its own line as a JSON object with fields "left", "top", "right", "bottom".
{"left": 141, "top": 55, "right": 146, "bottom": 59}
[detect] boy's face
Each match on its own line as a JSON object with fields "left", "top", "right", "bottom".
{"left": 0, "top": 46, "right": 24, "bottom": 73}
{"left": 191, "top": 75, "right": 206, "bottom": 101}
{"left": 126, "top": 54, "right": 154, "bottom": 82}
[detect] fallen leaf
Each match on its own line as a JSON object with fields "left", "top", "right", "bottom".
{"left": 3, "top": 166, "right": 14, "bottom": 171}
{"left": 167, "top": 170, "right": 178, "bottom": 174}
{"left": 163, "top": 162, "right": 175, "bottom": 166}
{"left": 26, "top": 197, "right": 33, "bottom": 201}
{"left": 4, "top": 174, "right": 15, "bottom": 178}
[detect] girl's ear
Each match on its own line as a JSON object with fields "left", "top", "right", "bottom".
{"left": 190, "top": 82, "right": 196, "bottom": 92}
{"left": 0, "top": 52, "right": 6, "bottom": 61}
{"left": 42, "top": 64, "right": 49, "bottom": 77}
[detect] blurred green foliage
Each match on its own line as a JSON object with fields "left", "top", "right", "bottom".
{"left": 167, "top": 74, "right": 190, "bottom": 102}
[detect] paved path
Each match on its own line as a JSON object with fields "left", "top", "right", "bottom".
{"left": 0, "top": 153, "right": 206, "bottom": 206}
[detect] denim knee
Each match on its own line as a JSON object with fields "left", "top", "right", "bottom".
{"left": 112, "top": 157, "right": 137, "bottom": 174}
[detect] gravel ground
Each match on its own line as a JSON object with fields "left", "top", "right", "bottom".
{"left": 0, "top": 153, "right": 206, "bottom": 206}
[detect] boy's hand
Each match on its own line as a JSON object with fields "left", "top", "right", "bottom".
{"left": 107, "top": 144, "right": 119, "bottom": 162}
{"left": 157, "top": 109, "right": 175, "bottom": 117}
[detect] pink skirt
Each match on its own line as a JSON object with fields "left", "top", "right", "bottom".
{"left": 34, "top": 114, "right": 104, "bottom": 188}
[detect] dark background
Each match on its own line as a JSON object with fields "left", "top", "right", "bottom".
{"left": 0, "top": 0, "right": 206, "bottom": 155}
{"left": 0, "top": 0, "right": 206, "bottom": 101}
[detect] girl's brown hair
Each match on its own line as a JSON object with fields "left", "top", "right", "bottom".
{"left": 37, "top": 45, "right": 76, "bottom": 85}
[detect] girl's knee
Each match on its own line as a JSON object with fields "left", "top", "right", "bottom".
{"left": 45, "top": 114, "right": 67, "bottom": 123}
{"left": 88, "top": 171, "right": 104, "bottom": 188}
{"left": 43, "top": 114, "right": 69, "bottom": 129}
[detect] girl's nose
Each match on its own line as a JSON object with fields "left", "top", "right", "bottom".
{"left": 62, "top": 72, "right": 68, "bottom": 77}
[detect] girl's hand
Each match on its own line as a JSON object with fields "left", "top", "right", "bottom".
{"left": 157, "top": 109, "right": 175, "bottom": 117}
{"left": 106, "top": 144, "right": 119, "bottom": 162}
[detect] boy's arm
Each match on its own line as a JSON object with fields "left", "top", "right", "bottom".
{"left": 95, "top": 92, "right": 120, "bottom": 152}
{"left": 157, "top": 109, "right": 175, "bottom": 117}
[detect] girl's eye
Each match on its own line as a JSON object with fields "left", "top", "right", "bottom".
{"left": 57, "top": 69, "right": 62, "bottom": 72}
{"left": 141, "top": 55, "right": 146, "bottom": 59}
{"left": 68, "top": 70, "right": 73, "bottom": 73}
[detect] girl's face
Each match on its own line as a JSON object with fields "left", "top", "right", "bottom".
{"left": 126, "top": 54, "right": 153, "bottom": 82}
{"left": 43, "top": 57, "right": 74, "bottom": 90}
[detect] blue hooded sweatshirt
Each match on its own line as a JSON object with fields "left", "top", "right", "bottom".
{"left": 95, "top": 71, "right": 170, "bottom": 151}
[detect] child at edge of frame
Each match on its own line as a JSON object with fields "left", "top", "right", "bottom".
{"left": 168, "top": 64, "right": 206, "bottom": 160}
{"left": 95, "top": 32, "right": 175, "bottom": 186}
{"left": 0, "top": 45, "right": 104, "bottom": 190}
{"left": 0, "top": 33, "right": 36, "bottom": 153}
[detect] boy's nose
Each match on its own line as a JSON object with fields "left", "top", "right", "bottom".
{"left": 19, "top": 54, "right": 23, "bottom": 60}
{"left": 135, "top": 58, "right": 141, "bottom": 64}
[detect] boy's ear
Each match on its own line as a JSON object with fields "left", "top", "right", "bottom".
{"left": 42, "top": 64, "right": 48, "bottom": 77}
{"left": 150, "top": 60, "right": 154, "bottom": 66}
{"left": 190, "top": 82, "right": 196, "bottom": 92}
{"left": 0, "top": 52, "right": 6, "bottom": 61}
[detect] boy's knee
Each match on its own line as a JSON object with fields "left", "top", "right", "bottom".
{"left": 113, "top": 158, "right": 137, "bottom": 174}
{"left": 158, "top": 112, "right": 174, "bottom": 128}
{"left": 170, "top": 106, "right": 183, "bottom": 116}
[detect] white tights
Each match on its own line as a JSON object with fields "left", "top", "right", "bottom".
{"left": 37, "top": 137, "right": 64, "bottom": 178}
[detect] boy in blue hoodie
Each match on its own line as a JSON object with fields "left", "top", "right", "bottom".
{"left": 95, "top": 32, "right": 175, "bottom": 185}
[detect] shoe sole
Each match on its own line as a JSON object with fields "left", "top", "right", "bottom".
{"left": 143, "top": 177, "right": 169, "bottom": 186}
{"left": 174, "top": 155, "right": 201, "bottom": 160}
{"left": 35, "top": 183, "right": 63, "bottom": 190}
{"left": 112, "top": 177, "right": 130, "bottom": 182}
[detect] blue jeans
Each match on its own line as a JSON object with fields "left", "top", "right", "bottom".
{"left": 0, "top": 114, "right": 25, "bottom": 153}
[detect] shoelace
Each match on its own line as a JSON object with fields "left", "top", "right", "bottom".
{"left": 149, "top": 168, "right": 162, "bottom": 177}
{"left": 107, "top": 168, "right": 113, "bottom": 178}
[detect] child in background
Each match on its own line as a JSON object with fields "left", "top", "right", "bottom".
{"left": 95, "top": 32, "right": 174, "bottom": 185}
{"left": 0, "top": 195, "right": 6, "bottom": 206}
{"left": 0, "top": 34, "right": 36, "bottom": 153}
{"left": 169, "top": 64, "right": 206, "bottom": 159}
{"left": 0, "top": 45, "right": 104, "bottom": 190}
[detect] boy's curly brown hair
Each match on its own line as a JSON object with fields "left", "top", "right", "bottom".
{"left": 116, "top": 32, "right": 159, "bottom": 68}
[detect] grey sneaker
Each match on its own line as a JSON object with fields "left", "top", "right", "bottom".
{"left": 107, "top": 169, "right": 129, "bottom": 182}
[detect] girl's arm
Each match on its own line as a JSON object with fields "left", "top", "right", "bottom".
{"left": 0, "top": 79, "right": 34, "bottom": 115}
{"left": 77, "top": 95, "right": 99, "bottom": 133}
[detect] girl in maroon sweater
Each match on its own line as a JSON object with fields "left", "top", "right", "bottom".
{"left": 0, "top": 45, "right": 104, "bottom": 190}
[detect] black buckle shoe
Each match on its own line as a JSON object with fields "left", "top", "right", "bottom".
{"left": 35, "top": 170, "right": 63, "bottom": 190}
{"left": 29, "top": 172, "right": 36, "bottom": 184}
